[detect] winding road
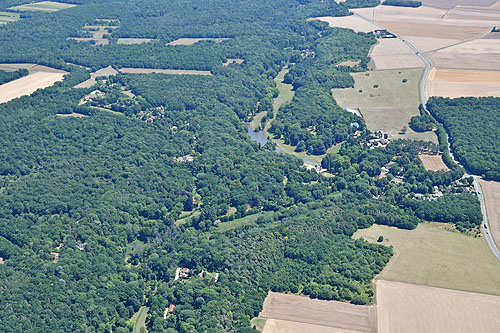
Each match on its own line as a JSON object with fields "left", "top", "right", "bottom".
{"left": 353, "top": 12, "right": 500, "bottom": 262}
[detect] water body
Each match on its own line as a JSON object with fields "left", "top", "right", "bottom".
{"left": 248, "top": 125, "right": 267, "bottom": 147}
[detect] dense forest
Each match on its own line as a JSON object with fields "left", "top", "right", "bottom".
{"left": 427, "top": 97, "right": 500, "bottom": 181}
{"left": 382, "top": 0, "right": 422, "bottom": 7}
{"left": 0, "top": 0, "right": 483, "bottom": 332}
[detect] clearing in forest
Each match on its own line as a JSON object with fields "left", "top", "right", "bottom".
{"left": 119, "top": 68, "right": 212, "bottom": 76}
{"left": 426, "top": 68, "right": 500, "bottom": 98}
{"left": 9, "top": 1, "right": 76, "bottom": 12}
{"left": 331, "top": 68, "right": 436, "bottom": 142}
{"left": 308, "top": 15, "right": 378, "bottom": 33}
{"left": 418, "top": 154, "right": 449, "bottom": 171}
{"left": 479, "top": 179, "right": 500, "bottom": 255}
{"left": 117, "top": 38, "right": 157, "bottom": 45}
{"left": 0, "top": 11, "right": 20, "bottom": 24}
{"left": 167, "top": 38, "right": 229, "bottom": 46}
{"left": 73, "top": 65, "right": 118, "bottom": 88}
{"left": 223, "top": 58, "right": 244, "bottom": 66}
{"left": 257, "top": 291, "right": 376, "bottom": 333}
{"left": 353, "top": 223, "right": 500, "bottom": 295}
{"left": 376, "top": 280, "right": 500, "bottom": 333}
{"left": 0, "top": 64, "right": 67, "bottom": 104}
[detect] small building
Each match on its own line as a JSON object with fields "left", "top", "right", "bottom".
{"left": 164, "top": 304, "right": 176, "bottom": 319}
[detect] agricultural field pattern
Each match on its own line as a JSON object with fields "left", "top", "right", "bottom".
{"left": 0, "top": 0, "right": 499, "bottom": 332}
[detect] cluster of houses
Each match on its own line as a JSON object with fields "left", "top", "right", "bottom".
{"left": 364, "top": 131, "right": 390, "bottom": 149}
{"left": 80, "top": 89, "right": 105, "bottom": 104}
{"left": 174, "top": 155, "right": 194, "bottom": 163}
{"left": 374, "top": 29, "right": 396, "bottom": 38}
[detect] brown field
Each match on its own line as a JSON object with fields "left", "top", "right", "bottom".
{"left": 427, "top": 52, "right": 500, "bottom": 70}
{"left": 353, "top": 223, "right": 500, "bottom": 295}
{"left": 167, "top": 38, "right": 228, "bottom": 46}
{"left": 376, "top": 21, "right": 488, "bottom": 40}
{"left": 223, "top": 58, "right": 244, "bottom": 66}
{"left": 308, "top": 16, "right": 378, "bottom": 32}
{"left": 9, "top": 1, "right": 76, "bottom": 12}
{"left": 119, "top": 68, "right": 212, "bottom": 76}
{"left": 403, "top": 36, "right": 461, "bottom": 53}
{"left": 263, "top": 319, "right": 366, "bottom": 333}
{"left": 376, "top": 280, "right": 500, "bottom": 333}
{"left": 258, "top": 291, "right": 376, "bottom": 333}
{"left": 117, "top": 38, "right": 157, "bottom": 45}
{"left": 73, "top": 65, "right": 118, "bottom": 88}
{"left": 369, "top": 39, "right": 424, "bottom": 70}
{"left": 419, "top": 0, "right": 499, "bottom": 8}
{"left": 0, "top": 71, "right": 67, "bottom": 104}
{"left": 437, "top": 39, "right": 500, "bottom": 54}
{"left": 479, "top": 179, "right": 500, "bottom": 254}
{"left": 426, "top": 68, "right": 500, "bottom": 97}
{"left": 418, "top": 154, "right": 449, "bottom": 171}
{"left": 332, "top": 69, "right": 437, "bottom": 142}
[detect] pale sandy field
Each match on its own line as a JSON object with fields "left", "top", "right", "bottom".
{"left": 418, "top": 154, "right": 449, "bottom": 171}
{"left": 117, "top": 38, "right": 157, "bottom": 45}
{"left": 167, "top": 38, "right": 228, "bottom": 46}
{"left": 0, "top": 71, "right": 66, "bottom": 104}
{"left": 353, "top": 223, "right": 500, "bottom": 295}
{"left": 119, "top": 68, "right": 212, "bottom": 75}
{"left": 258, "top": 291, "right": 376, "bottom": 333}
{"left": 479, "top": 179, "right": 500, "bottom": 254}
{"left": 369, "top": 39, "right": 424, "bottom": 70}
{"left": 56, "top": 113, "right": 87, "bottom": 118}
{"left": 376, "top": 280, "right": 500, "bottom": 333}
{"left": 403, "top": 36, "right": 461, "bottom": 53}
{"left": 9, "top": 1, "right": 76, "bottom": 12}
{"left": 263, "top": 319, "right": 367, "bottom": 333}
{"left": 308, "top": 16, "right": 378, "bottom": 32}
{"left": 438, "top": 39, "right": 500, "bottom": 53}
{"left": 426, "top": 68, "right": 500, "bottom": 97}
{"left": 427, "top": 52, "right": 500, "bottom": 70}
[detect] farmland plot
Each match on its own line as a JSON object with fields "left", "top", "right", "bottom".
{"left": 426, "top": 68, "right": 500, "bottom": 98}
{"left": 376, "top": 280, "right": 500, "bottom": 333}
{"left": 258, "top": 291, "right": 376, "bottom": 333}
{"left": 117, "top": 38, "right": 157, "bottom": 45}
{"left": 0, "top": 71, "right": 66, "bottom": 104}
{"left": 479, "top": 179, "right": 500, "bottom": 255}
{"left": 369, "top": 38, "right": 424, "bottom": 70}
{"left": 9, "top": 1, "right": 76, "bottom": 12}
{"left": 418, "top": 154, "right": 449, "bottom": 171}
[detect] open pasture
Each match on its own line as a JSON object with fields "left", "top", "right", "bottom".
{"left": 167, "top": 37, "right": 228, "bottom": 46}
{"left": 119, "top": 68, "right": 212, "bottom": 76}
{"left": 258, "top": 291, "right": 376, "bottom": 333}
{"left": 9, "top": 1, "right": 76, "bottom": 12}
{"left": 376, "top": 280, "right": 500, "bottom": 333}
{"left": 308, "top": 15, "right": 378, "bottom": 32}
{"left": 479, "top": 179, "right": 500, "bottom": 256}
{"left": 369, "top": 38, "right": 424, "bottom": 70}
{"left": 0, "top": 70, "right": 67, "bottom": 104}
{"left": 117, "top": 38, "right": 157, "bottom": 45}
{"left": 418, "top": 154, "right": 449, "bottom": 171}
{"left": 426, "top": 68, "right": 500, "bottom": 98}
{"left": 353, "top": 223, "right": 500, "bottom": 295}
{"left": 332, "top": 69, "right": 436, "bottom": 142}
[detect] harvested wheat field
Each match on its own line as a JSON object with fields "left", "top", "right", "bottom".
{"left": 354, "top": 223, "right": 500, "bottom": 295}
{"left": 262, "top": 319, "right": 366, "bottom": 333}
{"left": 9, "top": 1, "right": 76, "bottom": 12}
{"left": 427, "top": 51, "right": 500, "bottom": 70}
{"left": 479, "top": 179, "right": 500, "bottom": 254}
{"left": 167, "top": 38, "right": 228, "bottom": 46}
{"left": 332, "top": 69, "right": 436, "bottom": 142}
{"left": 426, "top": 68, "right": 500, "bottom": 98}
{"left": 119, "top": 68, "right": 212, "bottom": 76}
{"left": 419, "top": 154, "right": 449, "bottom": 171}
{"left": 117, "top": 38, "right": 157, "bottom": 45}
{"left": 0, "top": 71, "right": 67, "bottom": 104}
{"left": 369, "top": 38, "right": 424, "bottom": 70}
{"left": 308, "top": 16, "right": 378, "bottom": 33}
{"left": 258, "top": 291, "right": 376, "bottom": 333}
{"left": 376, "top": 280, "right": 500, "bottom": 333}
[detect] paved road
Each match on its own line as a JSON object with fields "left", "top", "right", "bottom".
{"left": 353, "top": 11, "right": 500, "bottom": 262}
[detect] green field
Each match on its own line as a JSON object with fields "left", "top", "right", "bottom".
{"left": 131, "top": 306, "right": 149, "bottom": 333}
{"left": 0, "top": 11, "right": 20, "bottom": 23}
{"left": 216, "top": 212, "right": 272, "bottom": 232}
{"left": 10, "top": 1, "right": 76, "bottom": 12}
{"left": 353, "top": 223, "right": 500, "bottom": 295}
{"left": 332, "top": 69, "right": 437, "bottom": 143}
